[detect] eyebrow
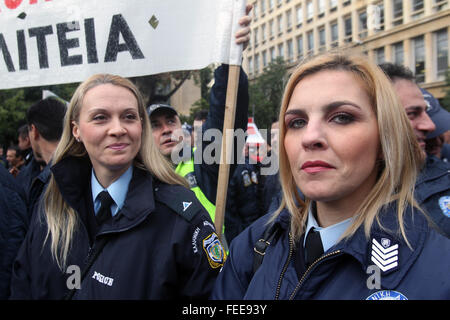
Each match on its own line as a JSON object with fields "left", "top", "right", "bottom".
{"left": 285, "top": 100, "right": 361, "bottom": 116}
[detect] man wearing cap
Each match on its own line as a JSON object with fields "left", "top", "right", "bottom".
{"left": 422, "top": 88, "right": 450, "bottom": 162}
{"left": 148, "top": 9, "right": 251, "bottom": 229}
{"left": 379, "top": 63, "right": 450, "bottom": 238}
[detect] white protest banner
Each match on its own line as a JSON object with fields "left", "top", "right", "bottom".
{"left": 0, "top": 0, "right": 246, "bottom": 89}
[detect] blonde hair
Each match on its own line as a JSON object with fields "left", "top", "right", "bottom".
{"left": 273, "top": 52, "right": 423, "bottom": 246}
{"left": 43, "top": 74, "right": 188, "bottom": 270}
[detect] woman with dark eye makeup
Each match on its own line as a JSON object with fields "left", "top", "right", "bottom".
{"left": 211, "top": 52, "right": 450, "bottom": 300}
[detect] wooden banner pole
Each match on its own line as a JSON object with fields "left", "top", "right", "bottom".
{"left": 214, "top": 64, "right": 241, "bottom": 243}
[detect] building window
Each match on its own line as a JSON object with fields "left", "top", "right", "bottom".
{"left": 278, "top": 43, "right": 284, "bottom": 60}
{"left": 306, "top": 0, "right": 314, "bottom": 22}
{"left": 255, "top": 54, "right": 260, "bottom": 75}
{"left": 329, "top": 0, "right": 338, "bottom": 12}
{"left": 262, "top": 50, "right": 268, "bottom": 68}
{"left": 412, "top": 0, "right": 424, "bottom": 11}
{"left": 392, "top": 0, "right": 403, "bottom": 26}
{"left": 277, "top": 15, "right": 283, "bottom": 35}
{"left": 286, "top": 9, "right": 293, "bottom": 31}
{"left": 318, "top": 27, "right": 326, "bottom": 52}
{"left": 413, "top": 36, "right": 425, "bottom": 83}
{"left": 269, "top": 0, "right": 274, "bottom": 11}
{"left": 307, "top": 30, "right": 314, "bottom": 54}
{"left": 358, "top": 9, "right": 368, "bottom": 39}
{"left": 330, "top": 21, "right": 338, "bottom": 47}
{"left": 432, "top": 0, "right": 449, "bottom": 12}
{"left": 254, "top": 27, "right": 259, "bottom": 47}
{"left": 344, "top": 15, "right": 352, "bottom": 43}
{"left": 269, "top": 19, "right": 275, "bottom": 39}
{"left": 260, "top": 0, "right": 266, "bottom": 16}
{"left": 369, "top": 2, "right": 384, "bottom": 32}
{"left": 296, "top": 6, "right": 303, "bottom": 27}
{"left": 297, "top": 35, "right": 304, "bottom": 59}
{"left": 318, "top": 0, "right": 325, "bottom": 17}
{"left": 375, "top": 47, "right": 385, "bottom": 64}
{"left": 270, "top": 47, "right": 276, "bottom": 61}
{"left": 435, "top": 29, "right": 448, "bottom": 80}
{"left": 248, "top": 57, "right": 253, "bottom": 75}
{"left": 287, "top": 39, "right": 294, "bottom": 62}
{"left": 392, "top": 42, "right": 404, "bottom": 65}
{"left": 411, "top": 0, "right": 424, "bottom": 20}
{"left": 261, "top": 24, "right": 266, "bottom": 43}
{"left": 253, "top": 3, "right": 258, "bottom": 20}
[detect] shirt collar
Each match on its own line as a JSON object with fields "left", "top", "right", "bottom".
{"left": 91, "top": 166, "right": 133, "bottom": 216}
{"left": 304, "top": 202, "right": 354, "bottom": 253}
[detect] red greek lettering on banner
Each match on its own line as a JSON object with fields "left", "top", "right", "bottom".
{"left": 2, "top": 0, "right": 52, "bottom": 11}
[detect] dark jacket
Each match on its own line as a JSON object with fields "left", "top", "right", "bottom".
{"left": 193, "top": 64, "right": 249, "bottom": 206}
{"left": 0, "top": 166, "right": 28, "bottom": 299}
{"left": 415, "top": 155, "right": 450, "bottom": 237}
{"left": 211, "top": 204, "right": 450, "bottom": 300}
{"left": 225, "top": 159, "right": 265, "bottom": 243}
{"left": 10, "top": 156, "right": 224, "bottom": 299}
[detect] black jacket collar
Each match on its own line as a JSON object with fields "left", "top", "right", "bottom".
{"left": 51, "top": 156, "right": 156, "bottom": 234}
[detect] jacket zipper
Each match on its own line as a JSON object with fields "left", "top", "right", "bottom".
{"left": 288, "top": 250, "right": 341, "bottom": 300}
{"left": 275, "top": 232, "right": 294, "bottom": 300}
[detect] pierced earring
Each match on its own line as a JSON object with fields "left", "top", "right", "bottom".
{"left": 76, "top": 137, "right": 81, "bottom": 142}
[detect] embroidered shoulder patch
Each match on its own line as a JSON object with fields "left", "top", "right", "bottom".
{"left": 202, "top": 233, "right": 226, "bottom": 268}
{"left": 370, "top": 237, "right": 398, "bottom": 273}
{"left": 438, "top": 196, "right": 450, "bottom": 217}
{"left": 366, "top": 290, "right": 408, "bottom": 300}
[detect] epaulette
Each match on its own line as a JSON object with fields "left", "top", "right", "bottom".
{"left": 153, "top": 182, "right": 203, "bottom": 222}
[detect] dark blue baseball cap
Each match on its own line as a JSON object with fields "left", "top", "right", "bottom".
{"left": 421, "top": 88, "right": 450, "bottom": 139}
{"left": 147, "top": 103, "right": 178, "bottom": 118}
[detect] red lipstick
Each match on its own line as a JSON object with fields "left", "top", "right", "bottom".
{"left": 301, "top": 160, "right": 335, "bottom": 173}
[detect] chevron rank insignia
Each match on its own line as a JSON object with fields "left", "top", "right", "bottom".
{"left": 371, "top": 237, "right": 398, "bottom": 273}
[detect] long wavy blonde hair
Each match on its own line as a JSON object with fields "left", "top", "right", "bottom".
{"left": 273, "top": 52, "right": 423, "bottom": 246}
{"left": 43, "top": 74, "right": 188, "bottom": 270}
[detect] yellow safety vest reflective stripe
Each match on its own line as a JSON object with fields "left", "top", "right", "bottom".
{"left": 175, "top": 157, "right": 217, "bottom": 223}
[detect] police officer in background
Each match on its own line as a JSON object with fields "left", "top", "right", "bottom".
{"left": 149, "top": 5, "right": 252, "bottom": 228}
{"left": 422, "top": 88, "right": 450, "bottom": 162}
{"left": 225, "top": 143, "right": 266, "bottom": 243}
{"left": 379, "top": 63, "right": 450, "bottom": 238}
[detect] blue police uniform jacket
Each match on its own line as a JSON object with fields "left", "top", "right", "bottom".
{"left": 211, "top": 204, "right": 450, "bottom": 300}
{"left": 0, "top": 166, "right": 27, "bottom": 299}
{"left": 225, "top": 158, "right": 265, "bottom": 243}
{"left": 10, "top": 156, "right": 224, "bottom": 299}
{"left": 415, "top": 155, "right": 450, "bottom": 237}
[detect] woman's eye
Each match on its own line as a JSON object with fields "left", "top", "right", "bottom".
{"left": 287, "top": 118, "right": 306, "bottom": 129}
{"left": 124, "top": 113, "right": 138, "bottom": 121}
{"left": 331, "top": 113, "right": 354, "bottom": 124}
{"left": 92, "top": 114, "right": 107, "bottom": 121}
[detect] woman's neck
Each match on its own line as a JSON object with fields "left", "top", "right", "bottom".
{"left": 315, "top": 198, "right": 361, "bottom": 228}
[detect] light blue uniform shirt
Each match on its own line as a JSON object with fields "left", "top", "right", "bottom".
{"left": 91, "top": 166, "right": 133, "bottom": 217}
{"left": 304, "top": 204, "right": 353, "bottom": 253}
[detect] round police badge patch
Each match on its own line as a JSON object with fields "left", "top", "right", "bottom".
{"left": 438, "top": 196, "right": 450, "bottom": 217}
{"left": 366, "top": 290, "right": 408, "bottom": 300}
{"left": 202, "top": 233, "right": 226, "bottom": 268}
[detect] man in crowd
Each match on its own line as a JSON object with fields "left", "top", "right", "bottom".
{"left": 24, "top": 98, "right": 67, "bottom": 222}
{"left": 379, "top": 63, "right": 450, "bottom": 237}
{"left": 422, "top": 88, "right": 450, "bottom": 162}
{"left": 6, "top": 146, "right": 25, "bottom": 177}
{"left": 148, "top": 9, "right": 251, "bottom": 232}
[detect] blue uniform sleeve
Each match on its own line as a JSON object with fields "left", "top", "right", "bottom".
{"left": 194, "top": 64, "right": 249, "bottom": 205}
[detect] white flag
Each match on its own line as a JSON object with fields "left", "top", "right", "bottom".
{"left": 0, "top": 0, "right": 246, "bottom": 89}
